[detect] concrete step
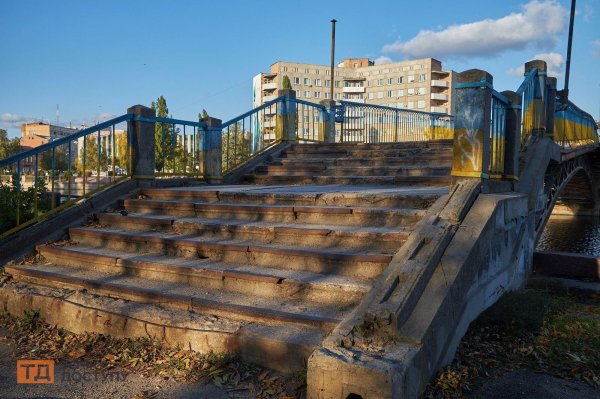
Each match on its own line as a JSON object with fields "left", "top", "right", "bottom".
{"left": 7, "top": 263, "right": 349, "bottom": 329}
{"left": 245, "top": 174, "right": 452, "bottom": 186}
{"left": 120, "top": 200, "right": 426, "bottom": 227}
{"left": 35, "top": 245, "right": 371, "bottom": 304}
{"left": 288, "top": 140, "right": 452, "bottom": 152}
{"left": 67, "top": 228, "right": 393, "bottom": 279}
{"left": 254, "top": 165, "right": 451, "bottom": 177}
{"left": 140, "top": 187, "right": 446, "bottom": 208}
{"left": 0, "top": 280, "right": 324, "bottom": 373}
{"left": 280, "top": 147, "right": 452, "bottom": 159}
{"left": 276, "top": 155, "right": 453, "bottom": 167}
{"left": 96, "top": 213, "right": 409, "bottom": 251}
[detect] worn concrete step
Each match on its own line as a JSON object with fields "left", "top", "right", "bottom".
{"left": 68, "top": 228, "right": 393, "bottom": 279}
{"left": 280, "top": 147, "right": 452, "bottom": 159}
{"left": 120, "top": 200, "right": 426, "bottom": 227}
{"left": 0, "top": 281, "right": 328, "bottom": 373}
{"left": 288, "top": 140, "right": 452, "bottom": 152}
{"left": 36, "top": 245, "right": 371, "bottom": 304}
{"left": 276, "top": 155, "right": 453, "bottom": 167}
{"left": 140, "top": 186, "right": 445, "bottom": 208}
{"left": 254, "top": 165, "right": 451, "bottom": 177}
{"left": 6, "top": 263, "right": 347, "bottom": 330}
{"left": 245, "top": 174, "right": 452, "bottom": 186}
{"left": 97, "top": 213, "right": 409, "bottom": 251}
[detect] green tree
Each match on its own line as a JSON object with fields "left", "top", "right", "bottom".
{"left": 222, "top": 121, "right": 251, "bottom": 172}
{"left": 40, "top": 146, "right": 69, "bottom": 173}
{"left": 198, "top": 109, "right": 209, "bottom": 121}
{"left": 282, "top": 75, "right": 292, "bottom": 89}
{"left": 152, "top": 96, "right": 180, "bottom": 173}
{"left": 0, "top": 174, "right": 50, "bottom": 234}
{"left": 115, "top": 132, "right": 128, "bottom": 170}
{"left": 76, "top": 136, "right": 108, "bottom": 175}
{"left": 0, "top": 129, "right": 21, "bottom": 160}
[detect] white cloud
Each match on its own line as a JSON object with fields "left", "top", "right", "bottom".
{"left": 583, "top": 3, "right": 594, "bottom": 22}
{"left": 382, "top": 0, "right": 566, "bottom": 59}
{"left": 593, "top": 40, "right": 600, "bottom": 57}
{"left": 506, "top": 52, "right": 564, "bottom": 77}
{"left": 374, "top": 56, "right": 393, "bottom": 65}
{"left": 0, "top": 113, "right": 37, "bottom": 128}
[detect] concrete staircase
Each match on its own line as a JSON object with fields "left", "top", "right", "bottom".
{"left": 5, "top": 141, "right": 453, "bottom": 373}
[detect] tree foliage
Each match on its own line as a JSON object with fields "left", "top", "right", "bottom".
{"left": 0, "top": 174, "right": 50, "bottom": 234}
{"left": 282, "top": 75, "right": 292, "bottom": 90}
{"left": 76, "top": 136, "right": 109, "bottom": 175}
{"left": 0, "top": 129, "right": 21, "bottom": 160}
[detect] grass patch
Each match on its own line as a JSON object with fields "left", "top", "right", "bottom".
{"left": 0, "top": 311, "right": 306, "bottom": 398}
{"left": 423, "top": 288, "right": 600, "bottom": 398}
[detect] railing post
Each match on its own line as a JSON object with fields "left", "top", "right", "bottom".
{"left": 319, "top": 100, "right": 336, "bottom": 143}
{"left": 276, "top": 89, "right": 297, "bottom": 142}
{"left": 501, "top": 90, "right": 522, "bottom": 180}
{"left": 545, "top": 77, "right": 557, "bottom": 141}
{"left": 202, "top": 117, "right": 223, "bottom": 184}
{"left": 524, "top": 60, "right": 547, "bottom": 136}
{"left": 451, "top": 69, "right": 493, "bottom": 178}
{"left": 127, "top": 105, "right": 156, "bottom": 180}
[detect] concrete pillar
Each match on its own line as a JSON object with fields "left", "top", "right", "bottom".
{"left": 202, "top": 117, "right": 223, "bottom": 184}
{"left": 524, "top": 60, "right": 547, "bottom": 135}
{"left": 501, "top": 90, "right": 522, "bottom": 180}
{"left": 451, "top": 69, "right": 493, "bottom": 178}
{"left": 319, "top": 100, "right": 336, "bottom": 143}
{"left": 276, "top": 89, "right": 297, "bottom": 142}
{"left": 127, "top": 105, "right": 156, "bottom": 179}
{"left": 545, "top": 77, "right": 557, "bottom": 140}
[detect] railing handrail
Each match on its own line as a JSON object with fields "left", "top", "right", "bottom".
{"left": 222, "top": 96, "right": 286, "bottom": 129}
{"left": 491, "top": 89, "right": 510, "bottom": 105}
{"left": 339, "top": 100, "right": 453, "bottom": 118}
{"left": 136, "top": 116, "right": 207, "bottom": 129}
{"left": 0, "top": 114, "right": 133, "bottom": 169}
{"left": 516, "top": 68, "right": 538, "bottom": 95}
{"left": 288, "top": 98, "right": 328, "bottom": 110}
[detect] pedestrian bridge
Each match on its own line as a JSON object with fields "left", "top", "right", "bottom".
{"left": 0, "top": 59, "right": 598, "bottom": 399}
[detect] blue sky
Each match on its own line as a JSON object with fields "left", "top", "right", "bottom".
{"left": 1, "top": 0, "right": 599, "bottom": 138}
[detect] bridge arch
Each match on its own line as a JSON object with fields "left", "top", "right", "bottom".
{"left": 536, "top": 155, "right": 596, "bottom": 242}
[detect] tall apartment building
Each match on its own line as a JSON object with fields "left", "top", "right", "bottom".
{"left": 253, "top": 57, "right": 456, "bottom": 115}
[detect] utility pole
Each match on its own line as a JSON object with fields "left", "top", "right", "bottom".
{"left": 563, "top": 0, "right": 576, "bottom": 98}
{"left": 330, "top": 19, "right": 336, "bottom": 102}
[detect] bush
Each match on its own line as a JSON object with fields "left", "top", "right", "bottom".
{"left": 0, "top": 173, "right": 51, "bottom": 234}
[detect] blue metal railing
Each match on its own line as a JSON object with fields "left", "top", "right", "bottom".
{"left": 0, "top": 114, "right": 133, "bottom": 238}
{"left": 151, "top": 117, "right": 206, "bottom": 177}
{"left": 554, "top": 98, "right": 599, "bottom": 148}
{"left": 490, "top": 90, "right": 509, "bottom": 176}
{"left": 337, "top": 100, "right": 454, "bottom": 143}
{"left": 516, "top": 68, "right": 542, "bottom": 144}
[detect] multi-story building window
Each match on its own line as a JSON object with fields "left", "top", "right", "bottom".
{"left": 408, "top": 75, "right": 415, "bottom": 83}
{"left": 417, "top": 100, "right": 426, "bottom": 108}
{"left": 314, "top": 91, "right": 321, "bottom": 98}
{"left": 377, "top": 92, "right": 384, "bottom": 99}
{"left": 324, "top": 92, "right": 330, "bottom": 99}
{"left": 325, "top": 80, "right": 331, "bottom": 87}
{"left": 407, "top": 88, "right": 415, "bottom": 96}
{"left": 315, "top": 79, "right": 322, "bottom": 86}
{"left": 387, "top": 90, "right": 393, "bottom": 98}
{"left": 407, "top": 101, "right": 415, "bottom": 108}
{"left": 417, "top": 87, "right": 426, "bottom": 95}
{"left": 282, "top": 66, "right": 288, "bottom": 72}
{"left": 335, "top": 81, "right": 341, "bottom": 88}
{"left": 419, "top": 74, "right": 427, "bottom": 81}
{"left": 387, "top": 78, "right": 393, "bottom": 85}
{"left": 398, "top": 76, "right": 404, "bottom": 84}
{"left": 305, "top": 68, "right": 310, "bottom": 73}
{"left": 293, "top": 77, "right": 300, "bottom": 85}
{"left": 304, "top": 78, "right": 310, "bottom": 85}
{"left": 304, "top": 91, "right": 311, "bottom": 98}
{"left": 368, "top": 92, "right": 374, "bottom": 99}
{"left": 398, "top": 89, "right": 404, "bottom": 97}
{"left": 377, "top": 79, "right": 383, "bottom": 86}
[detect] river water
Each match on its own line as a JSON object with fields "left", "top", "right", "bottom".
{"left": 537, "top": 216, "right": 600, "bottom": 256}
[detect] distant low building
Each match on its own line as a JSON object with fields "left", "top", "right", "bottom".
{"left": 20, "top": 122, "right": 78, "bottom": 152}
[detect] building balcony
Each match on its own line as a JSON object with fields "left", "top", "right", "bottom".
{"left": 342, "top": 76, "right": 366, "bottom": 81}
{"left": 263, "top": 120, "right": 276, "bottom": 128}
{"left": 263, "top": 95, "right": 277, "bottom": 102}
{"left": 344, "top": 98, "right": 365, "bottom": 103}
{"left": 343, "top": 86, "right": 365, "bottom": 93}
{"left": 430, "top": 106, "right": 448, "bottom": 114}
{"left": 263, "top": 82, "right": 277, "bottom": 90}
{"left": 431, "top": 93, "right": 448, "bottom": 101}
{"left": 431, "top": 80, "right": 449, "bottom": 88}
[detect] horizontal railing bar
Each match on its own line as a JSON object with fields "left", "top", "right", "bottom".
{"left": 288, "top": 98, "right": 328, "bottom": 110}
{"left": 339, "top": 100, "right": 453, "bottom": 118}
{"left": 222, "top": 96, "right": 286, "bottom": 128}
{"left": 516, "top": 68, "right": 537, "bottom": 95}
{"left": 134, "top": 116, "right": 207, "bottom": 128}
{"left": 491, "top": 90, "right": 510, "bottom": 105}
